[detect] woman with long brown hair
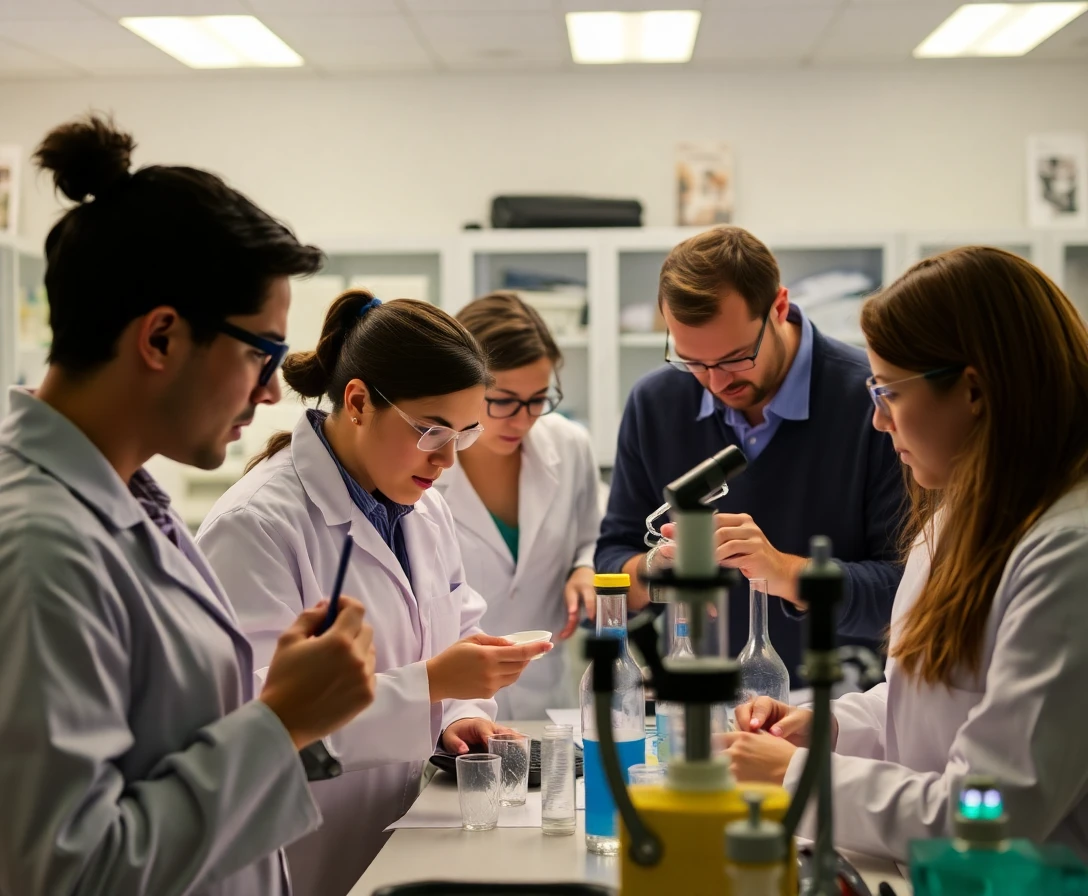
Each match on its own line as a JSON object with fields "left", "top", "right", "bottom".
{"left": 723, "top": 247, "right": 1088, "bottom": 861}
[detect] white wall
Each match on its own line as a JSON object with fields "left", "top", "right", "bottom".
{"left": 1, "top": 61, "right": 1087, "bottom": 247}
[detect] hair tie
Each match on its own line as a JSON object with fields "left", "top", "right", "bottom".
{"left": 359, "top": 297, "right": 382, "bottom": 317}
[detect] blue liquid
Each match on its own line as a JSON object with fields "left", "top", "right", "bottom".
{"left": 583, "top": 736, "right": 647, "bottom": 837}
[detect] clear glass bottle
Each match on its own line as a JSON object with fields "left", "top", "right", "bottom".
{"left": 579, "top": 573, "right": 646, "bottom": 856}
{"left": 656, "top": 602, "right": 695, "bottom": 765}
{"left": 733, "top": 578, "right": 790, "bottom": 718}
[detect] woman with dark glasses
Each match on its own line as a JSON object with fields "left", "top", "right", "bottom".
{"left": 438, "top": 291, "right": 602, "bottom": 720}
{"left": 0, "top": 115, "right": 379, "bottom": 896}
{"left": 725, "top": 247, "right": 1088, "bottom": 864}
{"left": 197, "top": 291, "right": 548, "bottom": 896}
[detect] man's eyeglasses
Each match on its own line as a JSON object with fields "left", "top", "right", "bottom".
{"left": 372, "top": 387, "right": 484, "bottom": 452}
{"left": 218, "top": 321, "right": 289, "bottom": 386}
{"left": 866, "top": 366, "right": 965, "bottom": 416}
{"left": 485, "top": 388, "right": 563, "bottom": 419}
{"left": 664, "top": 307, "right": 772, "bottom": 375}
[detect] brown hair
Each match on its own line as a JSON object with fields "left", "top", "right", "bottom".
{"left": 455, "top": 291, "right": 562, "bottom": 373}
{"left": 861, "top": 247, "right": 1088, "bottom": 687}
{"left": 247, "top": 290, "right": 488, "bottom": 471}
{"left": 658, "top": 226, "right": 780, "bottom": 326}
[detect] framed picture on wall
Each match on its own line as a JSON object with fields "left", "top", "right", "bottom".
{"left": 676, "top": 141, "right": 734, "bottom": 227}
{"left": 0, "top": 145, "right": 20, "bottom": 237}
{"left": 1027, "top": 133, "right": 1088, "bottom": 229}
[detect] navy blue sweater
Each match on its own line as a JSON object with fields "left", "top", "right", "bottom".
{"left": 596, "top": 327, "right": 904, "bottom": 685}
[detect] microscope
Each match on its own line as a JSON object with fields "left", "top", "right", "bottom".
{"left": 586, "top": 445, "right": 882, "bottom": 896}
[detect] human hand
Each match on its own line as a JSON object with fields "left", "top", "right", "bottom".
{"left": 260, "top": 598, "right": 377, "bottom": 750}
{"left": 560, "top": 567, "right": 596, "bottom": 639}
{"left": 426, "top": 634, "right": 552, "bottom": 702}
{"left": 724, "top": 730, "right": 797, "bottom": 785}
{"left": 441, "top": 717, "right": 519, "bottom": 754}
{"left": 660, "top": 513, "right": 807, "bottom": 606}
{"left": 733, "top": 697, "right": 814, "bottom": 746}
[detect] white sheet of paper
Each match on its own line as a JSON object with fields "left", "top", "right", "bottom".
{"left": 386, "top": 790, "right": 543, "bottom": 830}
{"left": 544, "top": 709, "right": 582, "bottom": 746}
{"left": 576, "top": 777, "right": 585, "bottom": 810}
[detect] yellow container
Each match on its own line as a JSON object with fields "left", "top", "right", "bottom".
{"left": 619, "top": 781, "right": 796, "bottom": 896}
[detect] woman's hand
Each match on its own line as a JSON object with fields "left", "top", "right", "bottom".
{"left": 560, "top": 567, "right": 596, "bottom": 638}
{"left": 733, "top": 697, "right": 814, "bottom": 747}
{"left": 426, "top": 634, "right": 551, "bottom": 702}
{"left": 441, "top": 718, "right": 519, "bottom": 754}
{"left": 724, "top": 730, "right": 797, "bottom": 785}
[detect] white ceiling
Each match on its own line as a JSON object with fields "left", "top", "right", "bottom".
{"left": 0, "top": 0, "right": 1086, "bottom": 77}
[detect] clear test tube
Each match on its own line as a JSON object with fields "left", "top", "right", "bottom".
{"left": 541, "top": 724, "right": 577, "bottom": 836}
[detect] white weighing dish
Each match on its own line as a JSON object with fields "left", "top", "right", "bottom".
{"left": 501, "top": 630, "right": 553, "bottom": 660}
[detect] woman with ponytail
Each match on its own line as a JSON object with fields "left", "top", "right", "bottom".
{"left": 724, "top": 248, "right": 1088, "bottom": 863}
{"left": 197, "top": 291, "right": 549, "bottom": 896}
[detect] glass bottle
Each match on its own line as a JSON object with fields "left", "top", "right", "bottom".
{"left": 656, "top": 602, "right": 695, "bottom": 765}
{"left": 733, "top": 578, "right": 790, "bottom": 719}
{"left": 579, "top": 573, "right": 646, "bottom": 856}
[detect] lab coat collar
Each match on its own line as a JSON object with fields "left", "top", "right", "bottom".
{"left": 439, "top": 417, "right": 562, "bottom": 572}
{"left": 291, "top": 411, "right": 356, "bottom": 529}
{"left": 291, "top": 410, "right": 442, "bottom": 627}
{"left": 0, "top": 390, "right": 253, "bottom": 661}
{"left": 513, "top": 419, "right": 561, "bottom": 582}
{"left": 0, "top": 388, "right": 148, "bottom": 532}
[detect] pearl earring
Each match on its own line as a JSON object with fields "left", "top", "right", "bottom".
{"left": 351, "top": 416, "right": 359, "bottom": 424}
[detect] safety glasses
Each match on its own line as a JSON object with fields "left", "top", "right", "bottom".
{"left": 217, "top": 321, "right": 289, "bottom": 386}
{"left": 866, "top": 366, "right": 965, "bottom": 416}
{"left": 372, "top": 387, "right": 484, "bottom": 452}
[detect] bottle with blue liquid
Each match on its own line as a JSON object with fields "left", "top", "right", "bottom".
{"left": 656, "top": 602, "right": 695, "bottom": 766}
{"left": 579, "top": 573, "right": 646, "bottom": 856}
{"left": 911, "top": 776, "right": 1088, "bottom": 895}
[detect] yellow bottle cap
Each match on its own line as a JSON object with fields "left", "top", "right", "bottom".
{"left": 593, "top": 573, "right": 631, "bottom": 589}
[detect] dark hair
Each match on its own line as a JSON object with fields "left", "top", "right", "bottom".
{"left": 658, "top": 225, "right": 780, "bottom": 326}
{"left": 34, "top": 113, "right": 324, "bottom": 372}
{"left": 248, "top": 291, "right": 489, "bottom": 470}
{"left": 861, "top": 246, "right": 1088, "bottom": 686}
{"left": 455, "top": 291, "right": 562, "bottom": 372}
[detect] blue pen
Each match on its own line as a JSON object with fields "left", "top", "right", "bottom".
{"left": 317, "top": 532, "right": 354, "bottom": 635}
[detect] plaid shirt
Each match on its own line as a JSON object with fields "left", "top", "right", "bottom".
{"left": 129, "top": 468, "right": 184, "bottom": 548}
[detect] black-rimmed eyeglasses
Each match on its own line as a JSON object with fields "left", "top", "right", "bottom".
{"left": 218, "top": 322, "right": 289, "bottom": 386}
{"left": 484, "top": 389, "right": 564, "bottom": 419}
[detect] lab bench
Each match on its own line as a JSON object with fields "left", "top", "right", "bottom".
{"left": 348, "top": 721, "right": 911, "bottom": 896}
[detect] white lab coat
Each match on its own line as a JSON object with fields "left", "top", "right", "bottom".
{"left": 197, "top": 412, "right": 496, "bottom": 896}
{"left": 0, "top": 389, "right": 319, "bottom": 896}
{"left": 437, "top": 413, "right": 601, "bottom": 720}
{"left": 785, "top": 481, "right": 1088, "bottom": 862}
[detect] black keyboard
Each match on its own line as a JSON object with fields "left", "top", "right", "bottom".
{"left": 429, "top": 738, "right": 584, "bottom": 788}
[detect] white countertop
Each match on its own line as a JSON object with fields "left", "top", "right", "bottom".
{"left": 349, "top": 722, "right": 912, "bottom": 896}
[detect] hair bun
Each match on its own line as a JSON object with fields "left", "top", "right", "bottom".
{"left": 34, "top": 113, "right": 135, "bottom": 203}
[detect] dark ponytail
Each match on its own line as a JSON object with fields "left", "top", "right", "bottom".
{"left": 248, "top": 291, "right": 489, "bottom": 470}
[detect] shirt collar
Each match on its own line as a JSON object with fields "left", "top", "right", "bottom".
{"left": 306, "top": 409, "right": 413, "bottom": 524}
{"left": 696, "top": 303, "right": 813, "bottom": 424}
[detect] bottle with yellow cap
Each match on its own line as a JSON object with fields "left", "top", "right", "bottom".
{"left": 579, "top": 572, "right": 646, "bottom": 855}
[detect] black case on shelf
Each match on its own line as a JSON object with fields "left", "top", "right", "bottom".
{"left": 490, "top": 195, "right": 642, "bottom": 229}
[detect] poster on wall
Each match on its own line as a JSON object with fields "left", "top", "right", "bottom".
{"left": 1026, "top": 133, "right": 1088, "bottom": 229}
{"left": 676, "top": 141, "right": 734, "bottom": 227}
{"left": 0, "top": 145, "right": 20, "bottom": 237}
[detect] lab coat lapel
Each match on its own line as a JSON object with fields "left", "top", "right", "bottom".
{"left": 0, "top": 390, "right": 252, "bottom": 663}
{"left": 292, "top": 414, "right": 424, "bottom": 629}
{"left": 441, "top": 461, "right": 514, "bottom": 570}
{"left": 512, "top": 424, "right": 560, "bottom": 590}
{"left": 401, "top": 502, "right": 442, "bottom": 661}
